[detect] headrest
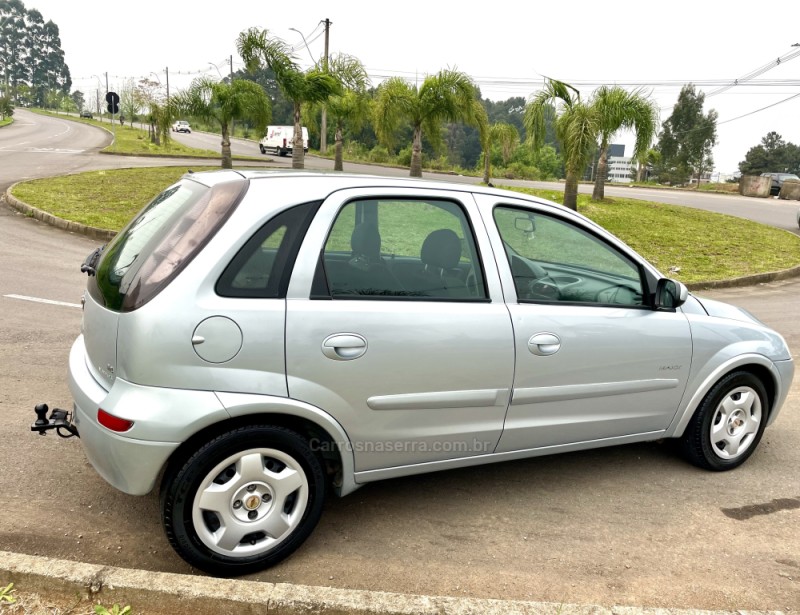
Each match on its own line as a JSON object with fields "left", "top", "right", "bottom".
{"left": 421, "top": 229, "right": 461, "bottom": 270}
{"left": 351, "top": 222, "right": 381, "bottom": 259}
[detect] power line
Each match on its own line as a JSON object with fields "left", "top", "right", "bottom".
{"left": 717, "top": 92, "right": 800, "bottom": 125}
{"left": 706, "top": 47, "right": 800, "bottom": 97}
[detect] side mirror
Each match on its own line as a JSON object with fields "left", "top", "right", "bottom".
{"left": 655, "top": 278, "right": 688, "bottom": 309}
{"left": 514, "top": 217, "right": 535, "bottom": 233}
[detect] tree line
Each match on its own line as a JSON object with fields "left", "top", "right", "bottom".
{"left": 0, "top": 0, "right": 71, "bottom": 107}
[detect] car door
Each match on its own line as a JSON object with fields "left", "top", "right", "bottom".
{"left": 285, "top": 188, "right": 514, "bottom": 473}
{"left": 474, "top": 195, "right": 693, "bottom": 452}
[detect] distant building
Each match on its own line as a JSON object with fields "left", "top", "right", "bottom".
{"left": 607, "top": 144, "right": 634, "bottom": 183}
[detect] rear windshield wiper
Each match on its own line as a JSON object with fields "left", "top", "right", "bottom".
{"left": 80, "top": 245, "right": 105, "bottom": 276}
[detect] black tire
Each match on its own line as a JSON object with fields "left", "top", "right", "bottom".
{"left": 680, "top": 371, "right": 768, "bottom": 471}
{"left": 161, "top": 425, "right": 325, "bottom": 576}
{"left": 259, "top": 144, "right": 266, "bottom": 154}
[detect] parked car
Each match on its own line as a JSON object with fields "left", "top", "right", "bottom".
{"left": 259, "top": 125, "right": 308, "bottom": 156}
{"left": 172, "top": 120, "right": 191, "bottom": 133}
{"left": 761, "top": 172, "right": 800, "bottom": 196}
{"left": 79, "top": 110, "right": 93, "bottom": 119}
{"left": 34, "top": 171, "right": 793, "bottom": 576}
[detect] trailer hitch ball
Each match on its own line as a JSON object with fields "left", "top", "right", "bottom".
{"left": 34, "top": 403, "right": 50, "bottom": 435}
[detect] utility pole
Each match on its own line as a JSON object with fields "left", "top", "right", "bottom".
{"left": 165, "top": 66, "right": 170, "bottom": 101}
{"left": 105, "top": 72, "right": 108, "bottom": 123}
{"left": 229, "top": 55, "right": 235, "bottom": 139}
{"left": 320, "top": 18, "right": 331, "bottom": 154}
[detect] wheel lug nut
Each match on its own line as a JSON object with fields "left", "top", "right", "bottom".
{"left": 233, "top": 500, "right": 242, "bottom": 509}
{"left": 246, "top": 484, "right": 257, "bottom": 492}
{"left": 248, "top": 510, "right": 257, "bottom": 520}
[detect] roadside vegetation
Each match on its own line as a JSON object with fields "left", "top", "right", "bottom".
{"left": 0, "top": 117, "right": 11, "bottom": 127}
{"left": 10, "top": 167, "right": 800, "bottom": 285}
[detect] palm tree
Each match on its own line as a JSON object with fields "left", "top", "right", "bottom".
{"left": 373, "top": 69, "right": 484, "bottom": 178}
{"left": 482, "top": 122, "right": 519, "bottom": 184}
{"left": 591, "top": 86, "right": 658, "bottom": 200}
{"left": 237, "top": 27, "right": 340, "bottom": 169}
{"left": 171, "top": 77, "right": 271, "bottom": 169}
{"left": 524, "top": 79, "right": 599, "bottom": 211}
{"left": 320, "top": 53, "right": 370, "bottom": 171}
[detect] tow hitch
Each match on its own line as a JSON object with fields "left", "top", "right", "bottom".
{"left": 31, "top": 403, "right": 79, "bottom": 438}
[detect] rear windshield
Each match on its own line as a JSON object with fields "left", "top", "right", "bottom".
{"left": 88, "top": 177, "right": 247, "bottom": 312}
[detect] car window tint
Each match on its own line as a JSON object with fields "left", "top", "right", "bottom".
{"left": 217, "top": 201, "right": 320, "bottom": 298}
{"left": 493, "top": 206, "right": 645, "bottom": 307}
{"left": 319, "top": 198, "right": 487, "bottom": 301}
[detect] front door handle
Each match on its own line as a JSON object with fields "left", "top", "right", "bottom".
{"left": 321, "top": 334, "right": 367, "bottom": 361}
{"left": 528, "top": 332, "right": 561, "bottom": 356}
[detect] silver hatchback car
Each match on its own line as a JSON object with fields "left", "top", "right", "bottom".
{"left": 37, "top": 170, "right": 793, "bottom": 576}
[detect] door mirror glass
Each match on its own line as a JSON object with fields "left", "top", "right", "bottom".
{"left": 655, "top": 278, "right": 688, "bottom": 309}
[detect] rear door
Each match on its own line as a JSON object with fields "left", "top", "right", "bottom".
{"left": 285, "top": 188, "right": 515, "bottom": 472}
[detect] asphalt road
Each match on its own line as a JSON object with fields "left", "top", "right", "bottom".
{"left": 1, "top": 111, "right": 799, "bottom": 611}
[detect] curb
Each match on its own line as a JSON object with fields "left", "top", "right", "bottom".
{"left": 4, "top": 183, "right": 117, "bottom": 241}
{"left": 0, "top": 551, "right": 784, "bottom": 615}
{"left": 687, "top": 263, "right": 800, "bottom": 291}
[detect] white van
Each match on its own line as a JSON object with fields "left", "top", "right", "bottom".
{"left": 259, "top": 125, "right": 309, "bottom": 156}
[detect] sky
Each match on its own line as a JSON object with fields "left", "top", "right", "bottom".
{"left": 21, "top": 0, "right": 800, "bottom": 175}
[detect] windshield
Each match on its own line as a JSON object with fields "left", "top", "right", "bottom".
{"left": 88, "top": 177, "right": 247, "bottom": 312}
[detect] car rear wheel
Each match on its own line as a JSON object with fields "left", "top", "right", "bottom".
{"left": 681, "top": 371, "right": 768, "bottom": 471}
{"left": 161, "top": 425, "right": 325, "bottom": 576}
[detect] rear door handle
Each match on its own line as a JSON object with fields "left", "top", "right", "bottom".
{"left": 321, "top": 334, "right": 367, "bottom": 361}
{"left": 528, "top": 332, "right": 561, "bottom": 356}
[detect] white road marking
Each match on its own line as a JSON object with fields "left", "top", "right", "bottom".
{"left": 0, "top": 148, "right": 84, "bottom": 154}
{"left": 4, "top": 294, "right": 82, "bottom": 309}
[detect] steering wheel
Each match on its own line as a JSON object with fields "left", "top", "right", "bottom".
{"left": 511, "top": 256, "right": 560, "bottom": 301}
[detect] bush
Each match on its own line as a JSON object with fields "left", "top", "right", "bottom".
{"left": 396, "top": 146, "right": 413, "bottom": 167}
{"left": 501, "top": 162, "right": 542, "bottom": 181}
{"left": 368, "top": 145, "right": 391, "bottom": 164}
{"left": 345, "top": 141, "right": 370, "bottom": 159}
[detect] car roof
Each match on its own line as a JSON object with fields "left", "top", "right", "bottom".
{"left": 185, "top": 168, "right": 610, "bottom": 236}
{"left": 184, "top": 169, "right": 561, "bottom": 209}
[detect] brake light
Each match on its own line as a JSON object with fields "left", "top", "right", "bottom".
{"left": 97, "top": 409, "right": 134, "bottom": 432}
{"left": 282, "top": 138, "right": 287, "bottom": 148}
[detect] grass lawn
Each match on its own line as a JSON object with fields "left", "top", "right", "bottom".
{"left": 0, "top": 117, "right": 12, "bottom": 127}
{"left": 11, "top": 168, "right": 800, "bottom": 284}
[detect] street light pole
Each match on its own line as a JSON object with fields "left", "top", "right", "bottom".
{"left": 208, "top": 62, "right": 224, "bottom": 80}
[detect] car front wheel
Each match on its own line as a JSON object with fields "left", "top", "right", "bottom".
{"left": 161, "top": 425, "right": 325, "bottom": 576}
{"left": 259, "top": 144, "right": 266, "bottom": 154}
{"left": 681, "top": 371, "right": 768, "bottom": 471}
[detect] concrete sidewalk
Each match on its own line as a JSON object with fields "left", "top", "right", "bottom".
{"left": 0, "top": 551, "right": 786, "bottom": 615}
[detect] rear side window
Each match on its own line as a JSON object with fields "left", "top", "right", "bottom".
{"left": 313, "top": 198, "right": 487, "bottom": 301}
{"left": 88, "top": 178, "right": 247, "bottom": 312}
{"left": 216, "top": 201, "right": 321, "bottom": 298}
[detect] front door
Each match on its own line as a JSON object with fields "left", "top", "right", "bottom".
{"left": 479, "top": 198, "right": 693, "bottom": 452}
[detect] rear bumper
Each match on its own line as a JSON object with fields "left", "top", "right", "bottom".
{"left": 68, "top": 336, "right": 179, "bottom": 495}
{"left": 68, "top": 336, "right": 231, "bottom": 496}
